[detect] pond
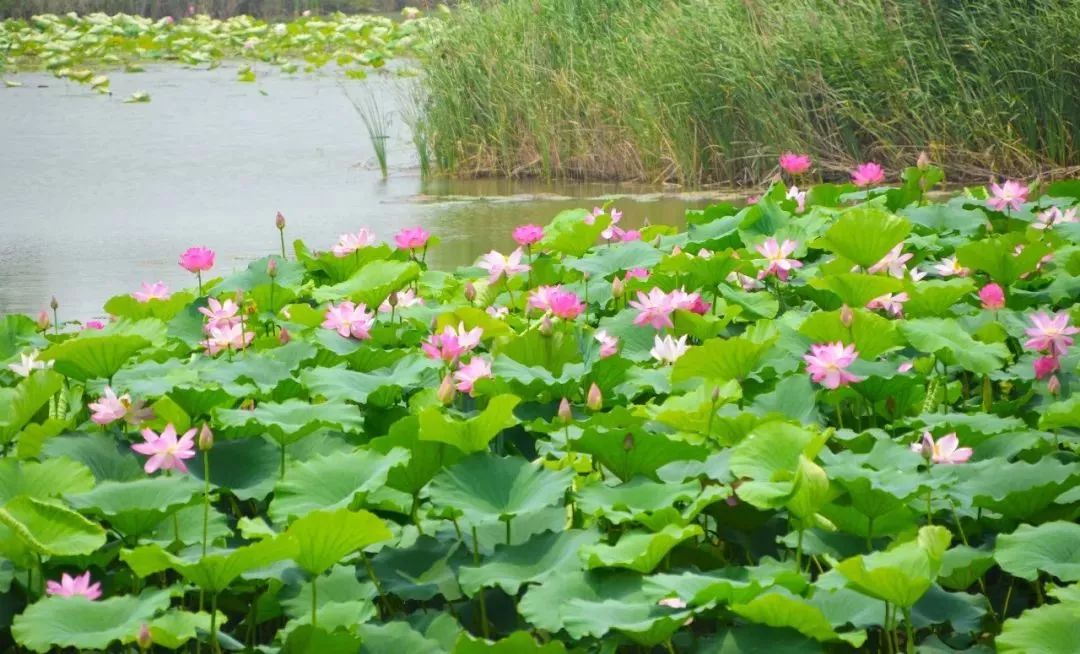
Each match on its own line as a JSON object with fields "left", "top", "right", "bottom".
{"left": 0, "top": 64, "right": 734, "bottom": 319}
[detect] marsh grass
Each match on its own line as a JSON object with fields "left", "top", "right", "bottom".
{"left": 398, "top": 82, "right": 432, "bottom": 178}
{"left": 345, "top": 87, "right": 394, "bottom": 178}
{"left": 420, "top": 0, "right": 1080, "bottom": 185}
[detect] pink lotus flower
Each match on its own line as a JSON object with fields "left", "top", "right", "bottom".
{"left": 422, "top": 322, "right": 483, "bottom": 363}
{"left": 46, "top": 571, "right": 101, "bottom": 600}
{"left": 528, "top": 286, "right": 584, "bottom": 320}
{"left": 586, "top": 207, "right": 622, "bottom": 226}
{"left": 486, "top": 306, "right": 509, "bottom": 319}
{"left": 650, "top": 334, "right": 689, "bottom": 365}
{"left": 911, "top": 432, "right": 972, "bottom": 465}
{"left": 478, "top": 248, "right": 531, "bottom": 284}
{"left": 453, "top": 357, "right": 492, "bottom": 394}
{"left": 934, "top": 257, "right": 969, "bottom": 278}
{"left": 755, "top": 238, "right": 803, "bottom": 281}
{"left": 669, "top": 289, "right": 710, "bottom": 315}
{"left": 394, "top": 227, "right": 431, "bottom": 251}
{"left": 866, "top": 292, "right": 908, "bottom": 317}
{"left": 512, "top": 224, "right": 544, "bottom": 246}
{"left": 1048, "top": 375, "right": 1061, "bottom": 395}
{"left": 898, "top": 361, "right": 914, "bottom": 373}
{"left": 132, "top": 281, "right": 171, "bottom": 303}
{"left": 868, "top": 243, "right": 913, "bottom": 279}
{"left": 1034, "top": 206, "right": 1078, "bottom": 230}
{"left": 322, "top": 301, "right": 375, "bottom": 340}
{"left": 786, "top": 186, "right": 807, "bottom": 213}
{"left": 83, "top": 321, "right": 105, "bottom": 330}
{"left": 987, "top": 180, "right": 1028, "bottom": 212}
{"left": 198, "top": 297, "right": 240, "bottom": 332}
{"left": 630, "top": 288, "right": 676, "bottom": 330}
{"left": 779, "top": 153, "right": 812, "bottom": 175}
{"left": 179, "top": 247, "right": 215, "bottom": 273}
{"left": 378, "top": 289, "right": 424, "bottom": 312}
{"left": 978, "top": 283, "right": 1005, "bottom": 310}
{"left": 132, "top": 424, "right": 197, "bottom": 474}
{"left": 851, "top": 162, "right": 885, "bottom": 187}
{"left": 613, "top": 227, "right": 642, "bottom": 242}
{"left": 586, "top": 383, "right": 603, "bottom": 411}
{"left": 594, "top": 329, "right": 619, "bottom": 358}
{"left": 332, "top": 229, "right": 377, "bottom": 258}
{"left": 1024, "top": 311, "right": 1078, "bottom": 356}
{"left": 89, "top": 387, "right": 130, "bottom": 425}
{"left": 201, "top": 324, "right": 255, "bottom": 355}
{"left": 1033, "top": 355, "right": 1060, "bottom": 380}
{"left": 625, "top": 268, "right": 649, "bottom": 281}
{"left": 803, "top": 342, "right": 862, "bottom": 389}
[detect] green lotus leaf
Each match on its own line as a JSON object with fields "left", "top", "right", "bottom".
{"left": 0, "top": 369, "right": 63, "bottom": 443}
{"left": 995, "top": 521, "right": 1080, "bottom": 582}
{"left": 902, "top": 278, "right": 977, "bottom": 317}
{"left": 696, "top": 624, "right": 823, "bottom": 653}
{"left": 938, "top": 545, "right": 995, "bottom": 591}
{"left": 41, "top": 432, "right": 143, "bottom": 482}
{"left": 103, "top": 291, "right": 196, "bottom": 322}
{"left": 998, "top": 602, "right": 1080, "bottom": 653}
{"left": 0, "top": 495, "right": 106, "bottom": 558}
{"left": 369, "top": 416, "right": 465, "bottom": 496}
{"left": 113, "top": 358, "right": 203, "bottom": 398}
{"left": 835, "top": 526, "right": 951, "bottom": 608}
{"left": 370, "top": 535, "right": 469, "bottom": 602}
{"left": 581, "top": 523, "right": 702, "bottom": 573}
{"left": 66, "top": 476, "right": 203, "bottom": 538}
{"left": 576, "top": 477, "right": 730, "bottom": 531}
{"left": 644, "top": 381, "right": 742, "bottom": 438}
{"left": 418, "top": 394, "right": 521, "bottom": 454}
{"left": 424, "top": 454, "right": 572, "bottom": 527}
{"left": 270, "top": 447, "right": 410, "bottom": 523}
{"left": 197, "top": 352, "right": 298, "bottom": 395}
{"left": 146, "top": 502, "right": 232, "bottom": 549}
{"left": 458, "top": 529, "right": 601, "bottom": 596}
{"left": 809, "top": 272, "right": 905, "bottom": 309}
{"left": 285, "top": 507, "right": 392, "bottom": 576}
{"left": 730, "top": 422, "right": 827, "bottom": 483}
{"left": 820, "top": 205, "right": 911, "bottom": 267}
{"left": 565, "top": 240, "right": 663, "bottom": 278}
{"left": 296, "top": 240, "right": 392, "bottom": 284}
{"left": 672, "top": 331, "right": 777, "bottom": 383}
{"left": 357, "top": 621, "right": 446, "bottom": 654}
{"left": 122, "top": 535, "right": 296, "bottom": 592}
{"left": 797, "top": 308, "right": 903, "bottom": 359}
{"left": 12, "top": 588, "right": 172, "bottom": 653}
{"left": 0, "top": 315, "right": 40, "bottom": 360}
{"left": 40, "top": 333, "right": 151, "bottom": 381}
{"left": 282, "top": 625, "right": 364, "bottom": 654}
{"left": 0, "top": 458, "right": 94, "bottom": 503}
{"left": 216, "top": 255, "right": 305, "bottom": 292}
{"left": 956, "top": 233, "right": 1051, "bottom": 285}
{"left": 495, "top": 329, "right": 581, "bottom": 373}
{"left": 575, "top": 416, "right": 708, "bottom": 482}
{"left": 1040, "top": 395, "right": 1080, "bottom": 430}
{"left": 147, "top": 609, "right": 217, "bottom": 649}
{"left": 280, "top": 564, "right": 376, "bottom": 620}
{"left": 959, "top": 458, "right": 1080, "bottom": 519}
{"left": 899, "top": 318, "right": 1009, "bottom": 374}
{"left": 214, "top": 399, "right": 365, "bottom": 444}
{"left": 909, "top": 583, "right": 988, "bottom": 634}
{"left": 538, "top": 208, "right": 609, "bottom": 257}
{"left": 900, "top": 202, "right": 984, "bottom": 235}
{"left": 453, "top": 631, "right": 567, "bottom": 653}
{"left": 519, "top": 569, "right": 688, "bottom": 644}
{"left": 646, "top": 568, "right": 765, "bottom": 607}
{"left": 190, "top": 436, "right": 280, "bottom": 501}
{"left": 433, "top": 306, "right": 513, "bottom": 339}
{"left": 731, "top": 588, "right": 863, "bottom": 645}
{"left": 300, "top": 355, "right": 440, "bottom": 406}
{"left": 311, "top": 259, "right": 420, "bottom": 306}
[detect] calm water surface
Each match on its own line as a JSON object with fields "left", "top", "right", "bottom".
{"left": 0, "top": 64, "right": 735, "bottom": 318}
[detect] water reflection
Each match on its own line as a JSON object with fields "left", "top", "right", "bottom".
{"left": 0, "top": 64, "right": 736, "bottom": 318}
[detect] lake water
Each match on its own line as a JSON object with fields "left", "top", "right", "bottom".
{"left": 0, "top": 64, "right": 735, "bottom": 319}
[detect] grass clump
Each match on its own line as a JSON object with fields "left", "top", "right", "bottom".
{"left": 420, "top": 0, "right": 1080, "bottom": 185}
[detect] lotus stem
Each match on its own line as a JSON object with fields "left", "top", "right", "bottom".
{"left": 471, "top": 525, "right": 490, "bottom": 639}
{"left": 279, "top": 230, "right": 287, "bottom": 260}
{"left": 310, "top": 574, "right": 318, "bottom": 628}
{"left": 902, "top": 607, "right": 914, "bottom": 654}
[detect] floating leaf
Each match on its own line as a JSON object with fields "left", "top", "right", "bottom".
{"left": 12, "top": 589, "right": 171, "bottom": 653}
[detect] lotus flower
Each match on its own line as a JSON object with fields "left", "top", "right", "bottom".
{"left": 987, "top": 180, "right": 1028, "bottom": 212}
{"left": 422, "top": 322, "right": 483, "bottom": 363}
{"left": 650, "top": 334, "right": 689, "bottom": 365}
{"left": 198, "top": 297, "right": 240, "bottom": 332}
{"left": 512, "top": 224, "right": 544, "bottom": 246}
{"left": 394, "top": 227, "right": 430, "bottom": 251}
{"left": 7, "top": 350, "right": 53, "bottom": 378}
{"left": 379, "top": 289, "right": 424, "bottom": 312}
{"left": 132, "top": 424, "right": 197, "bottom": 474}
{"left": 755, "top": 238, "right": 803, "bottom": 281}
{"left": 202, "top": 323, "right": 254, "bottom": 355}
{"left": 669, "top": 289, "right": 710, "bottom": 315}
{"left": 911, "top": 432, "right": 972, "bottom": 465}
{"left": 83, "top": 321, "right": 105, "bottom": 330}
{"left": 179, "top": 247, "right": 215, "bottom": 273}
{"left": 978, "top": 283, "right": 1005, "bottom": 310}
{"left": 46, "top": 571, "right": 101, "bottom": 600}
{"left": 89, "top": 387, "right": 130, "bottom": 425}
{"left": 625, "top": 268, "right": 650, "bottom": 281}
{"left": 630, "top": 288, "right": 676, "bottom": 330}
{"left": 322, "top": 301, "right": 375, "bottom": 340}
{"left": 934, "top": 256, "right": 969, "bottom": 278}
{"left": 453, "top": 357, "right": 492, "bottom": 394}
{"left": 486, "top": 306, "right": 509, "bottom": 319}
{"left": 478, "top": 248, "right": 530, "bottom": 284}
{"left": 1034, "top": 206, "right": 1078, "bottom": 230}
{"left": 1033, "top": 355, "right": 1060, "bottom": 380}
{"left": 868, "top": 243, "right": 912, "bottom": 279}
{"left": 1024, "top": 311, "right": 1078, "bottom": 356}
{"left": 851, "top": 162, "right": 885, "bottom": 187}
{"left": 586, "top": 383, "right": 602, "bottom": 411}
{"left": 594, "top": 329, "right": 619, "bottom": 358}
{"left": 866, "top": 292, "right": 908, "bottom": 317}
{"left": 786, "top": 185, "right": 807, "bottom": 213}
{"left": 779, "top": 153, "right": 812, "bottom": 175}
{"left": 133, "top": 281, "right": 170, "bottom": 303}
{"left": 803, "top": 342, "right": 862, "bottom": 389}
{"left": 332, "top": 229, "right": 377, "bottom": 257}
{"left": 528, "top": 286, "right": 584, "bottom": 320}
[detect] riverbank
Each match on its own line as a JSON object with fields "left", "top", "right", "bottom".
{"left": 420, "top": 0, "right": 1080, "bottom": 185}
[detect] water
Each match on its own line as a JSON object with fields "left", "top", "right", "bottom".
{"left": 0, "top": 64, "right": 737, "bottom": 319}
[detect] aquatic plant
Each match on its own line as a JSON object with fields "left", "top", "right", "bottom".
{"left": 0, "top": 160, "right": 1079, "bottom": 652}
{"left": 346, "top": 88, "right": 395, "bottom": 178}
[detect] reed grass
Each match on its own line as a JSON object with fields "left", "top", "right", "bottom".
{"left": 419, "top": 0, "right": 1080, "bottom": 185}
{"left": 345, "top": 87, "right": 394, "bottom": 178}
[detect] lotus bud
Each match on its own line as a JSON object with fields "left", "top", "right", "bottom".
{"left": 586, "top": 383, "right": 602, "bottom": 411}
{"left": 839, "top": 304, "right": 854, "bottom": 327}
{"left": 36, "top": 309, "right": 50, "bottom": 331}
{"left": 464, "top": 282, "right": 476, "bottom": 303}
{"left": 711, "top": 386, "right": 721, "bottom": 403}
{"left": 916, "top": 432, "right": 934, "bottom": 461}
{"left": 388, "top": 291, "right": 399, "bottom": 308}
{"left": 671, "top": 245, "right": 683, "bottom": 256}
{"left": 275, "top": 212, "right": 286, "bottom": 230}
{"left": 611, "top": 276, "right": 625, "bottom": 299}
{"left": 917, "top": 151, "right": 930, "bottom": 170}
{"left": 1048, "top": 374, "right": 1061, "bottom": 396}
{"left": 557, "top": 397, "right": 572, "bottom": 424}
{"left": 240, "top": 398, "right": 256, "bottom": 411}
{"left": 50, "top": 296, "right": 59, "bottom": 311}
{"left": 136, "top": 624, "right": 152, "bottom": 651}
{"left": 622, "top": 433, "right": 635, "bottom": 451}
{"left": 539, "top": 315, "right": 553, "bottom": 336}
{"left": 437, "top": 374, "right": 456, "bottom": 405}
{"left": 198, "top": 423, "right": 214, "bottom": 451}
{"left": 267, "top": 257, "right": 278, "bottom": 279}
{"left": 278, "top": 327, "right": 291, "bottom": 345}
